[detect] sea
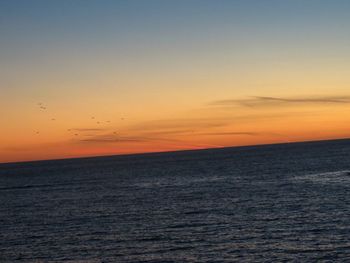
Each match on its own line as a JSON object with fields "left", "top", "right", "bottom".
{"left": 1, "top": 139, "right": 350, "bottom": 262}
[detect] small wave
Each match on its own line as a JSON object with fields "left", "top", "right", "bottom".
{"left": 295, "top": 170, "right": 350, "bottom": 184}
{"left": 134, "top": 176, "right": 226, "bottom": 189}
{"left": 0, "top": 183, "right": 64, "bottom": 191}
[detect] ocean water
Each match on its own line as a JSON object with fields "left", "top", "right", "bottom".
{"left": 1, "top": 139, "right": 350, "bottom": 262}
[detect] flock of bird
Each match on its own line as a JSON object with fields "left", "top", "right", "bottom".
{"left": 35, "top": 103, "right": 123, "bottom": 138}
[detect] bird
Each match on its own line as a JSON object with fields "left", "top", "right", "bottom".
{"left": 51, "top": 118, "right": 56, "bottom": 121}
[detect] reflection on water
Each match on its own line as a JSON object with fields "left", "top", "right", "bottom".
{"left": 1, "top": 139, "right": 350, "bottom": 262}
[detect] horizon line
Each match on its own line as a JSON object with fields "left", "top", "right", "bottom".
{"left": 1, "top": 137, "right": 350, "bottom": 166}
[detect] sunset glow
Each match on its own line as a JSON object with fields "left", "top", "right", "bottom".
{"left": 1, "top": 0, "right": 350, "bottom": 163}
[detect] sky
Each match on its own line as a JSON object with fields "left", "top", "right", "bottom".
{"left": 1, "top": 0, "right": 350, "bottom": 163}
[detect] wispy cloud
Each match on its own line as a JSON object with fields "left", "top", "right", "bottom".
{"left": 71, "top": 128, "right": 106, "bottom": 132}
{"left": 78, "top": 134, "right": 224, "bottom": 148}
{"left": 79, "top": 135, "right": 145, "bottom": 143}
{"left": 72, "top": 110, "right": 291, "bottom": 149}
{"left": 210, "top": 95, "right": 350, "bottom": 107}
{"left": 71, "top": 117, "right": 232, "bottom": 146}
{"left": 128, "top": 118, "right": 229, "bottom": 131}
{"left": 197, "top": 131, "right": 264, "bottom": 136}
{"left": 141, "top": 129, "right": 196, "bottom": 136}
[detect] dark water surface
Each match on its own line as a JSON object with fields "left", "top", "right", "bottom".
{"left": 1, "top": 139, "right": 350, "bottom": 262}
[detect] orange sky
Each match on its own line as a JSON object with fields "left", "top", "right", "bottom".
{"left": 1, "top": 1, "right": 350, "bottom": 163}
{"left": 2, "top": 94, "right": 350, "bottom": 163}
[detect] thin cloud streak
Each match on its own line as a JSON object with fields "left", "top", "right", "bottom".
{"left": 197, "top": 132, "right": 266, "bottom": 136}
{"left": 128, "top": 118, "right": 229, "bottom": 131}
{"left": 78, "top": 134, "right": 224, "bottom": 149}
{"left": 79, "top": 135, "right": 145, "bottom": 143}
{"left": 76, "top": 114, "right": 291, "bottom": 146}
{"left": 72, "top": 128, "right": 106, "bottom": 132}
{"left": 80, "top": 138, "right": 143, "bottom": 143}
{"left": 210, "top": 95, "right": 350, "bottom": 107}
